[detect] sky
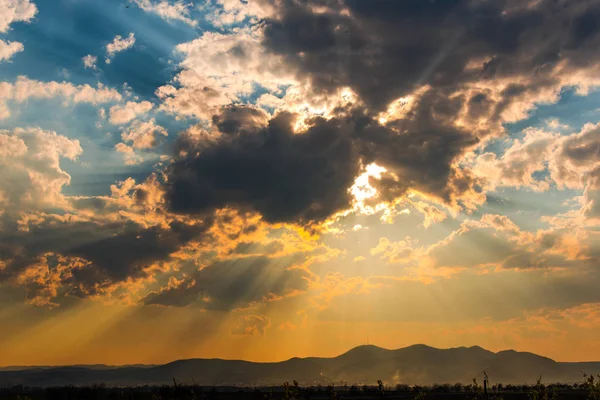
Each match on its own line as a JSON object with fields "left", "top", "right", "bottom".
{"left": 1, "top": 0, "right": 600, "bottom": 366}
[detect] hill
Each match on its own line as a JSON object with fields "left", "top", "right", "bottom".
{"left": 1, "top": 344, "right": 598, "bottom": 387}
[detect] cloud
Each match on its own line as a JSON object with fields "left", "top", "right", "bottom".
{"left": 470, "top": 122, "right": 600, "bottom": 222}
{"left": 157, "top": 27, "right": 294, "bottom": 119}
{"left": 582, "top": 168, "right": 600, "bottom": 221}
{"left": 82, "top": 54, "right": 97, "bottom": 69}
{"left": 0, "top": 164, "right": 329, "bottom": 309}
{"left": 120, "top": 118, "right": 167, "bottom": 149}
{"left": 229, "top": 0, "right": 600, "bottom": 201}
{"left": 231, "top": 315, "right": 270, "bottom": 336}
{"left": 0, "top": 209, "right": 212, "bottom": 305}
{"left": 0, "top": 169, "right": 220, "bottom": 307}
{"left": 141, "top": 275, "right": 203, "bottom": 307}
{"left": 142, "top": 256, "right": 312, "bottom": 310}
{"left": 0, "top": 0, "right": 37, "bottom": 33}
{"left": 0, "top": 76, "right": 122, "bottom": 119}
{"left": 308, "top": 272, "right": 384, "bottom": 311}
{"left": 412, "top": 201, "right": 447, "bottom": 228}
{"left": 109, "top": 100, "right": 154, "bottom": 124}
{"left": 156, "top": 72, "right": 235, "bottom": 120}
{"left": 427, "top": 220, "right": 520, "bottom": 269}
{"left": 0, "top": 39, "right": 23, "bottom": 62}
{"left": 161, "top": 8, "right": 501, "bottom": 220}
{"left": 256, "top": 93, "right": 285, "bottom": 110}
{"left": 165, "top": 109, "right": 361, "bottom": 225}
{"left": 212, "top": 105, "right": 270, "bottom": 136}
{"left": 115, "top": 142, "right": 143, "bottom": 165}
{"left": 164, "top": 96, "right": 488, "bottom": 226}
{"left": 0, "top": 129, "right": 184, "bottom": 306}
{"left": 370, "top": 237, "right": 419, "bottom": 264}
{"left": 174, "top": 26, "right": 281, "bottom": 91}
{"left": 203, "top": 0, "right": 274, "bottom": 27}
{"left": 105, "top": 33, "right": 135, "bottom": 62}
{"left": 0, "top": 127, "right": 82, "bottom": 210}
{"left": 549, "top": 122, "right": 600, "bottom": 190}
{"left": 64, "top": 223, "right": 203, "bottom": 292}
{"left": 131, "top": 0, "right": 197, "bottom": 26}
{"left": 473, "top": 128, "right": 558, "bottom": 192}
{"left": 147, "top": 0, "right": 600, "bottom": 230}
{"left": 278, "top": 321, "right": 297, "bottom": 331}
{"left": 316, "top": 272, "right": 600, "bottom": 330}
{"left": 425, "top": 214, "right": 588, "bottom": 271}
{"left": 546, "top": 118, "right": 569, "bottom": 131}
{"left": 113, "top": 115, "right": 173, "bottom": 163}
{"left": 262, "top": 0, "right": 600, "bottom": 114}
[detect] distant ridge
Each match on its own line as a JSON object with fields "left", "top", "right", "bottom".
{"left": 1, "top": 345, "right": 598, "bottom": 387}
{"left": 0, "top": 364, "right": 157, "bottom": 372}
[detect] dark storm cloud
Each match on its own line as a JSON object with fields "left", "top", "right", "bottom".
{"left": 142, "top": 256, "right": 311, "bottom": 309}
{"left": 228, "top": 240, "right": 285, "bottom": 256}
{"left": 353, "top": 91, "right": 480, "bottom": 204}
{"left": 0, "top": 212, "right": 123, "bottom": 276}
{"left": 212, "top": 105, "right": 270, "bottom": 136}
{"left": 66, "top": 221, "right": 209, "bottom": 291}
{"left": 166, "top": 0, "right": 600, "bottom": 224}
{"left": 166, "top": 94, "right": 483, "bottom": 223}
{"left": 0, "top": 210, "right": 211, "bottom": 300}
{"left": 166, "top": 111, "right": 362, "bottom": 224}
{"left": 262, "top": 0, "right": 600, "bottom": 111}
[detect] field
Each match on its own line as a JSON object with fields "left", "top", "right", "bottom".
{"left": 1, "top": 375, "right": 599, "bottom": 400}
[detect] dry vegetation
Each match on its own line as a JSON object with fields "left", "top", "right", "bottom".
{"left": 1, "top": 374, "right": 599, "bottom": 400}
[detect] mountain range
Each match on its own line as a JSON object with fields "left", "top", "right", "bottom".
{"left": 1, "top": 345, "right": 599, "bottom": 387}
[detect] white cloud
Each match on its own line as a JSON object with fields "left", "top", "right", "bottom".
{"left": 256, "top": 93, "right": 285, "bottom": 110}
{"left": 582, "top": 169, "right": 600, "bottom": 222}
{"left": 471, "top": 122, "right": 600, "bottom": 223}
{"left": 0, "top": 39, "right": 23, "bottom": 62}
{"left": 131, "top": 0, "right": 196, "bottom": 26}
{"left": 203, "top": 0, "right": 274, "bottom": 27}
{"left": 157, "top": 27, "right": 294, "bottom": 119}
{"left": 121, "top": 118, "right": 167, "bottom": 149}
{"left": 0, "top": 76, "right": 123, "bottom": 119}
{"left": 0, "top": 0, "right": 34, "bottom": 62}
{"left": 546, "top": 118, "right": 569, "bottom": 131}
{"left": 0, "top": 131, "right": 27, "bottom": 157}
{"left": 412, "top": 201, "right": 447, "bottom": 228}
{"left": 473, "top": 128, "right": 558, "bottom": 192}
{"left": 548, "top": 123, "right": 600, "bottom": 190}
{"left": 115, "top": 142, "right": 143, "bottom": 165}
{"left": 109, "top": 100, "right": 153, "bottom": 124}
{"left": 82, "top": 54, "right": 98, "bottom": 69}
{"left": 156, "top": 72, "right": 235, "bottom": 120}
{"left": 105, "top": 32, "right": 135, "bottom": 61}
{"left": 176, "top": 28, "right": 292, "bottom": 94}
{"left": 370, "top": 237, "right": 419, "bottom": 264}
{"left": 472, "top": 123, "right": 600, "bottom": 194}
{"left": 0, "top": 0, "right": 37, "bottom": 33}
{"left": 0, "top": 127, "right": 82, "bottom": 210}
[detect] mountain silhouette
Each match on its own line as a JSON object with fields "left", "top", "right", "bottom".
{"left": 1, "top": 344, "right": 598, "bottom": 387}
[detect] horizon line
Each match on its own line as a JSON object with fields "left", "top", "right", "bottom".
{"left": 0, "top": 343, "right": 579, "bottom": 369}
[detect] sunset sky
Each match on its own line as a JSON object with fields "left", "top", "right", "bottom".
{"left": 1, "top": 0, "right": 600, "bottom": 366}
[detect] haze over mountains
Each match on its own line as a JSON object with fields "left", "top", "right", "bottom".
{"left": 1, "top": 345, "right": 599, "bottom": 387}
